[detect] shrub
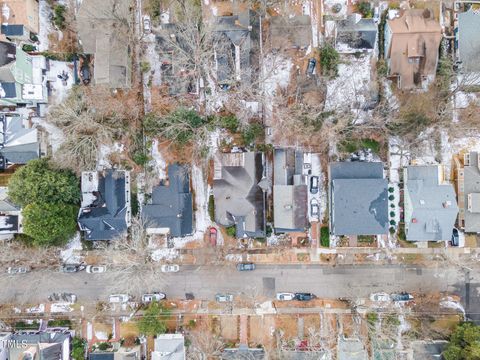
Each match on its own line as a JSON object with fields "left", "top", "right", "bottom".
{"left": 388, "top": 195, "right": 395, "bottom": 201}
{"left": 390, "top": 204, "right": 395, "bottom": 208}
{"left": 48, "top": 319, "right": 72, "bottom": 327}
{"left": 208, "top": 195, "right": 215, "bottom": 222}
{"left": 97, "top": 343, "right": 111, "bottom": 351}
{"left": 242, "top": 123, "right": 264, "bottom": 145}
{"left": 133, "top": 151, "right": 150, "bottom": 166}
{"left": 53, "top": 5, "right": 67, "bottom": 30}
{"left": 320, "top": 227, "right": 330, "bottom": 247}
{"left": 390, "top": 211, "right": 395, "bottom": 217}
{"left": 137, "top": 302, "right": 171, "bottom": 336}
{"left": 226, "top": 226, "right": 236, "bottom": 237}
{"left": 319, "top": 43, "right": 340, "bottom": 77}
{"left": 218, "top": 114, "right": 239, "bottom": 133}
{"left": 367, "top": 312, "right": 378, "bottom": 326}
{"left": 71, "top": 337, "right": 86, "bottom": 360}
{"left": 390, "top": 220, "right": 396, "bottom": 226}
{"left": 389, "top": 227, "right": 396, "bottom": 234}
{"left": 140, "top": 61, "right": 151, "bottom": 73}
{"left": 388, "top": 187, "right": 394, "bottom": 193}
{"left": 22, "top": 44, "right": 36, "bottom": 52}
{"left": 357, "top": 1, "right": 373, "bottom": 17}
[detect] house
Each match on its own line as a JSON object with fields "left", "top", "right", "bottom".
{"left": 337, "top": 337, "right": 368, "bottom": 360}
{"left": 403, "top": 165, "right": 458, "bottom": 241}
{"left": 0, "top": 186, "right": 21, "bottom": 235}
{"left": 0, "top": 0, "right": 39, "bottom": 41}
{"left": 213, "top": 151, "right": 267, "bottom": 238}
{"left": 90, "top": 346, "right": 140, "bottom": 360}
{"left": 334, "top": 14, "right": 378, "bottom": 52}
{"left": 384, "top": 9, "right": 442, "bottom": 89}
{"left": 453, "top": 151, "right": 480, "bottom": 233}
{"left": 0, "top": 41, "right": 47, "bottom": 106}
{"left": 329, "top": 162, "right": 388, "bottom": 236}
{"left": 268, "top": 15, "right": 311, "bottom": 50}
{"left": 152, "top": 334, "right": 185, "bottom": 360}
{"left": 0, "top": 332, "right": 11, "bottom": 360}
{"left": 9, "top": 330, "right": 71, "bottom": 360}
{"left": 457, "top": 9, "right": 480, "bottom": 73}
{"left": 0, "top": 112, "right": 39, "bottom": 169}
{"left": 78, "top": 170, "right": 131, "bottom": 241}
{"left": 77, "top": 0, "right": 132, "bottom": 88}
{"left": 142, "top": 164, "right": 193, "bottom": 237}
{"left": 273, "top": 148, "right": 308, "bottom": 233}
{"left": 213, "top": 10, "right": 260, "bottom": 86}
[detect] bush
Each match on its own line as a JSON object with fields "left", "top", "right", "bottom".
{"left": 338, "top": 138, "right": 380, "bottom": 154}
{"left": 319, "top": 43, "right": 340, "bottom": 77}
{"left": 133, "top": 151, "right": 150, "bottom": 166}
{"left": 218, "top": 114, "right": 239, "bottom": 133}
{"left": 389, "top": 219, "right": 396, "bottom": 226}
{"left": 48, "top": 319, "right": 72, "bottom": 327}
{"left": 389, "top": 227, "right": 396, "bottom": 234}
{"left": 140, "top": 61, "right": 151, "bottom": 73}
{"left": 388, "top": 187, "right": 394, "bottom": 193}
{"left": 320, "top": 227, "right": 330, "bottom": 247}
{"left": 377, "top": 59, "right": 388, "bottom": 77}
{"left": 390, "top": 204, "right": 395, "bottom": 208}
{"left": 390, "top": 211, "right": 395, "bottom": 217}
{"left": 15, "top": 321, "right": 39, "bottom": 330}
{"left": 97, "top": 343, "right": 111, "bottom": 351}
{"left": 22, "top": 44, "right": 36, "bottom": 52}
{"left": 388, "top": 195, "right": 395, "bottom": 201}
{"left": 208, "top": 195, "right": 215, "bottom": 222}
{"left": 71, "top": 337, "right": 85, "bottom": 360}
{"left": 367, "top": 312, "right": 378, "bottom": 326}
{"left": 443, "top": 322, "right": 480, "bottom": 360}
{"left": 226, "top": 226, "right": 236, "bottom": 237}
{"left": 53, "top": 5, "right": 67, "bottom": 30}
{"left": 242, "top": 123, "right": 264, "bottom": 145}
{"left": 137, "top": 302, "right": 171, "bottom": 336}
{"left": 357, "top": 1, "right": 373, "bottom": 17}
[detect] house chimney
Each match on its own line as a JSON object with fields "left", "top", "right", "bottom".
{"left": 443, "top": 201, "right": 452, "bottom": 208}
{"left": 411, "top": 218, "right": 417, "bottom": 223}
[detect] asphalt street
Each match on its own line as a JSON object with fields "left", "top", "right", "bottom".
{"left": 0, "top": 264, "right": 469, "bottom": 307}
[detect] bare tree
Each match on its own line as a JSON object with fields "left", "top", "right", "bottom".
{"left": 186, "top": 320, "right": 224, "bottom": 360}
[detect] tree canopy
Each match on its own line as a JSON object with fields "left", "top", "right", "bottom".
{"left": 443, "top": 322, "right": 480, "bottom": 360}
{"left": 23, "top": 203, "right": 78, "bottom": 247}
{"left": 137, "top": 302, "right": 171, "bottom": 336}
{"left": 8, "top": 159, "right": 80, "bottom": 207}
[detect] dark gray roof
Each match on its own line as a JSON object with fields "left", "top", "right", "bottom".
{"left": 1, "top": 25, "right": 25, "bottom": 37}
{"left": 78, "top": 170, "right": 129, "bottom": 241}
{"left": 329, "top": 162, "right": 388, "bottom": 236}
{"left": 457, "top": 9, "right": 480, "bottom": 72}
{"left": 0, "top": 41, "right": 16, "bottom": 67}
{"left": 404, "top": 166, "right": 458, "bottom": 241}
{"left": 0, "top": 214, "right": 19, "bottom": 232}
{"left": 336, "top": 15, "right": 378, "bottom": 50}
{"left": 142, "top": 164, "right": 193, "bottom": 237}
{"left": 213, "top": 152, "right": 266, "bottom": 238}
{"left": 269, "top": 16, "right": 311, "bottom": 49}
{"left": 89, "top": 353, "right": 115, "bottom": 360}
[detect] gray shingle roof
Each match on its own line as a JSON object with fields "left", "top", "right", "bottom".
{"left": 78, "top": 170, "right": 130, "bottom": 241}
{"left": 404, "top": 166, "right": 458, "bottom": 241}
{"left": 213, "top": 152, "right": 266, "bottom": 238}
{"left": 152, "top": 334, "right": 185, "bottom": 360}
{"left": 329, "top": 162, "right": 388, "bottom": 236}
{"left": 142, "top": 164, "right": 193, "bottom": 237}
{"left": 462, "top": 152, "right": 480, "bottom": 232}
{"left": 10, "top": 332, "right": 70, "bottom": 360}
{"left": 458, "top": 9, "right": 480, "bottom": 72}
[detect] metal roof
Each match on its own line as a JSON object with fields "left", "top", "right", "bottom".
{"left": 458, "top": 9, "right": 480, "bottom": 72}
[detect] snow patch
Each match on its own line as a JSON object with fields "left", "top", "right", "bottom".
{"left": 45, "top": 61, "right": 75, "bottom": 105}
{"left": 440, "top": 296, "right": 465, "bottom": 317}
{"left": 39, "top": 0, "right": 53, "bottom": 51}
{"left": 150, "top": 139, "right": 167, "bottom": 180}
{"left": 150, "top": 248, "right": 179, "bottom": 262}
{"left": 60, "top": 232, "right": 82, "bottom": 264}
{"left": 225, "top": 254, "right": 242, "bottom": 262}
{"left": 97, "top": 142, "right": 125, "bottom": 169}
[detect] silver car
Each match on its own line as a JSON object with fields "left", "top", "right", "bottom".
{"left": 142, "top": 293, "right": 166, "bottom": 303}
{"left": 86, "top": 265, "right": 106, "bottom": 273}
{"left": 161, "top": 264, "right": 179, "bottom": 273}
{"left": 109, "top": 294, "right": 130, "bottom": 303}
{"left": 7, "top": 267, "right": 30, "bottom": 274}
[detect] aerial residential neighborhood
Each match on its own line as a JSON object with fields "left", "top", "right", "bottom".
{"left": 0, "top": 0, "right": 479, "bottom": 358}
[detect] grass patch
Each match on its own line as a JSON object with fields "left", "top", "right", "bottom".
{"left": 367, "top": 312, "right": 378, "bottom": 326}
{"left": 48, "top": 319, "right": 72, "bottom": 327}
{"left": 208, "top": 195, "right": 215, "bottom": 222}
{"left": 358, "top": 235, "right": 375, "bottom": 244}
{"left": 15, "top": 321, "right": 39, "bottom": 330}
{"left": 225, "top": 225, "right": 236, "bottom": 237}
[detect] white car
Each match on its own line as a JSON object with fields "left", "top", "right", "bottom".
{"left": 142, "top": 293, "right": 166, "bottom": 303}
{"left": 276, "top": 292, "right": 296, "bottom": 301}
{"left": 143, "top": 15, "right": 151, "bottom": 34}
{"left": 109, "top": 294, "right": 130, "bottom": 303}
{"left": 86, "top": 265, "right": 106, "bottom": 273}
{"left": 215, "top": 293, "right": 234, "bottom": 302}
{"left": 161, "top": 264, "right": 179, "bottom": 273}
{"left": 7, "top": 267, "right": 30, "bottom": 274}
{"left": 370, "top": 292, "right": 391, "bottom": 302}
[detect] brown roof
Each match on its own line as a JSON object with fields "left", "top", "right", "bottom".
{"left": 1, "top": 0, "right": 39, "bottom": 34}
{"left": 386, "top": 9, "right": 441, "bottom": 89}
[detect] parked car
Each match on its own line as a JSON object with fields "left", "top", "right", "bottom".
{"left": 109, "top": 294, "right": 130, "bottom": 303}
{"left": 369, "top": 292, "right": 391, "bottom": 302}
{"left": 142, "top": 293, "right": 166, "bottom": 303}
{"left": 6, "top": 267, "right": 30, "bottom": 274}
{"left": 451, "top": 228, "right": 459, "bottom": 247}
{"left": 143, "top": 15, "right": 152, "bottom": 34}
{"left": 185, "top": 293, "right": 195, "bottom": 300}
{"left": 61, "top": 264, "right": 85, "bottom": 273}
{"left": 209, "top": 227, "right": 218, "bottom": 247}
{"left": 215, "top": 293, "right": 234, "bottom": 302}
{"left": 62, "top": 293, "right": 77, "bottom": 303}
{"left": 276, "top": 292, "right": 295, "bottom": 301}
{"left": 236, "top": 263, "right": 256, "bottom": 271}
{"left": 391, "top": 292, "right": 414, "bottom": 302}
{"left": 86, "top": 265, "right": 107, "bottom": 273}
{"left": 310, "top": 176, "right": 319, "bottom": 194}
{"left": 295, "top": 293, "right": 316, "bottom": 301}
{"left": 306, "top": 58, "right": 316, "bottom": 76}
{"left": 310, "top": 198, "right": 320, "bottom": 218}
{"left": 161, "top": 264, "right": 180, "bottom": 273}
